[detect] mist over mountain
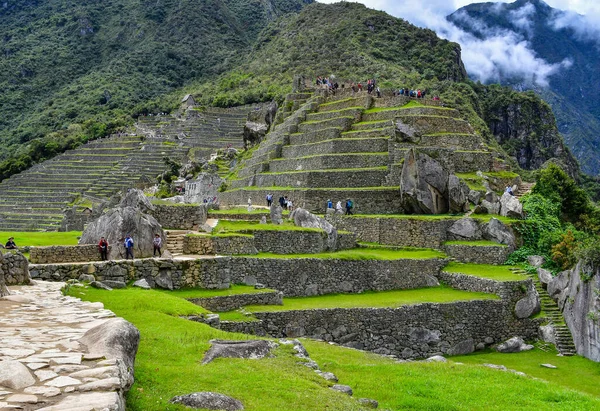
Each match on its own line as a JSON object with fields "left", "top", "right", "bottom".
{"left": 448, "top": 0, "right": 600, "bottom": 175}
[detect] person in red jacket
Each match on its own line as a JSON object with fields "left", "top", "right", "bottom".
{"left": 98, "top": 237, "right": 109, "bottom": 261}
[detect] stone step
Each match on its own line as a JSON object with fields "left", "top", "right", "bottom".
{"left": 282, "top": 137, "right": 390, "bottom": 158}
{"left": 351, "top": 120, "right": 392, "bottom": 131}
{"left": 306, "top": 107, "right": 363, "bottom": 123}
{"left": 361, "top": 106, "right": 461, "bottom": 122}
{"left": 341, "top": 127, "right": 394, "bottom": 140}
{"left": 269, "top": 153, "right": 389, "bottom": 173}
{"left": 298, "top": 116, "right": 354, "bottom": 134}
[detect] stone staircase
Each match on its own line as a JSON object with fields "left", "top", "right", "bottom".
{"left": 222, "top": 90, "right": 497, "bottom": 214}
{"left": 521, "top": 267, "right": 576, "bottom": 355}
{"left": 166, "top": 230, "right": 188, "bottom": 255}
{"left": 516, "top": 182, "right": 535, "bottom": 200}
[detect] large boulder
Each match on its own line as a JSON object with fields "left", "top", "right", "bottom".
{"left": 202, "top": 340, "right": 278, "bottom": 365}
{"left": 446, "top": 218, "right": 482, "bottom": 240}
{"left": 80, "top": 190, "right": 165, "bottom": 260}
{"left": 482, "top": 218, "right": 516, "bottom": 249}
{"left": 496, "top": 337, "right": 534, "bottom": 353}
{"left": 243, "top": 121, "right": 268, "bottom": 149}
{"left": 499, "top": 192, "right": 524, "bottom": 218}
{"left": 474, "top": 199, "right": 500, "bottom": 215}
{"left": 400, "top": 149, "right": 449, "bottom": 214}
{"left": 448, "top": 175, "right": 471, "bottom": 213}
{"left": 290, "top": 208, "right": 338, "bottom": 250}
{"left": 468, "top": 189, "right": 482, "bottom": 205}
{"left": 0, "top": 360, "right": 36, "bottom": 389}
{"left": 170, "top": 392, "right": 244, "bottom": 410}
{"left": 78, "top": 318, "right": 140, "bottom": 390}
{"left": 270, "top": 204, "right": 283, "bottom": 225}
{"left": 514, "top": 282, "right": 541, "bottom": 319}
{"left": 537, "top": 268, "right": 553, "bottom": 289}
{"left": 0, "top": 251, "right": 30, "bottom": 296}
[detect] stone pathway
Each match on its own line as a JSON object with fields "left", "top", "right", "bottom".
{"left": 0, "top": 281, "right": 126, "bottom": 410}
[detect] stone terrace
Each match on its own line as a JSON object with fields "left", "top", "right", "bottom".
{"left": 221, "top": 90, "right": 498, "bottom": 214}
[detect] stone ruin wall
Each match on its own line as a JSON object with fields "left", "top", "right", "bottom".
{"left": 0, "top": 251, "right": 30, "bottom": 290}
{"left": 443, "top": 244, "right": 511, "bottom": 265}
{"left": 29, "top": 245, "right": 113, "bottom": 264}
{"left": 148, "top": 204, "right": 207, "bottom": 230}
{"left": 188, "top": 290, "right": 283, "bottom": 312}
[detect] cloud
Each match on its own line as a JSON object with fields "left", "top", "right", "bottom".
{"left": 317, "top": 1, "right": 573, "bottom": 87}
{"left": 550, "top": 9, "right": 600, "bottom": 44}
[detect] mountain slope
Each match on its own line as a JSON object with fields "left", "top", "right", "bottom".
{"left": 447, "top": 0, "right": 600, "bottom": 175}
{"left": 0, "top": 0, "right": 312, "bottom": 163}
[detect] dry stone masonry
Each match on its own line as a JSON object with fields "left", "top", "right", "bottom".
{"left": 29, "top": 245, "right": 113, "bottom": 265}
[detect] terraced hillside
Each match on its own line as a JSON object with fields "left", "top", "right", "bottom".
{"left": 0, "top": 106, "right": 254, "bottom": 231}
{"left": 222, "top": 89, "right": 502, "bottom": 214}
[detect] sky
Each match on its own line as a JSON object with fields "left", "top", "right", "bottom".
{"left": 317, "top": 0, "right": 600, "bottom": 86}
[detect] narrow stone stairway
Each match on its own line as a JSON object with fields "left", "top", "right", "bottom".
{"left": 518, "top": 267, "right": 576, "bottom": 355}
{"left": 166, "top": 230, "right": 188, "bottom": 255}
{"left": 516, "top": 182, "right": 535, "bottom": 200}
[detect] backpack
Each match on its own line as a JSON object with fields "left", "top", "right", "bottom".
{"left": 348, "top": 200, "right": 353, "bottom": 208}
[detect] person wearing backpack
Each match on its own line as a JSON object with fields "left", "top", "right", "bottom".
{"left": 98, "top": 237, "right": 109, "bottom": 261}
{"left": 345, "top": 198, "right": 354, "bottom": 215}
{"left": 153, "top": 234, "right": 162, "bottom": 257}
{"left": 266, "top": 193, "right": 273, "bottom": 207}
{"left": 124, "top": 234, "right": 134, "bottom": 260}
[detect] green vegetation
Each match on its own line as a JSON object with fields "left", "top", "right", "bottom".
{"left": 0, "top": 231, "right": 81, "bottom": 247}
{"left": 245, "top": 286, "right": 496, "bottom": 312}
{"left": 249, "top": 247, "right": 446, "bottom": 260}
{"left": 167, "top": 285, "right": 274, "bottom": 299}
{"left": 443, "top": 262, "right": 525, "bottom": 281}
{"left": 304, "top": 340, "right": 600, "bottom": 410}
{"left": 213, "top": 220, "right": 320, "bottom": 234}
{"left": 444, "top": 240, "right": 507, "bottom": 247}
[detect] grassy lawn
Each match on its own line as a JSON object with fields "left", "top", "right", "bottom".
{"left": 213, "top": 220, "right": 320, "bottom": 234}
{"left": 0, "top": 231, "right": 81, "bottom": 247}
{"left": 68, "top": 287, "right": 600, "bottom": 410}
{"left": 444, "top": 240, "right": 507, "bottom": 247}
{"left": 303, "top": 340, "right": 600, "bottom": 411}
{"left": 248, "top": 247, "right": 446, "bottom": 260}
{"left": 350, "top": 213, "right": 461, "bottom": 220}
{"left": 443, "top": 262, "right": 525, "bottom": 281}
{"left": 208, "top": 207, "right": 289, "bottom": 215}
{"left": 452, "top": 347, "right": 600, "bottom": 399}
{"left": 67, "top": 287, "right": 365, "bottom": 411}
{"left": 245, "top": 286, "right": 497, "bottom": 313}
{"left": 167, "top": 285, "right": 274, "bottom": 299}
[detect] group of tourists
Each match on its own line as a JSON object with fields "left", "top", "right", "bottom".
{"left": 0, "top": 237, "right": 17, "bottom": 250}
{"left": 327, "top": 198, "right": 354, "bottom": 215}
{"left": 395, "top": 88, "right": 427, "bottom": 98}
{"left": 96, "top": 233, "right": 163, "bottom": 261}
{"left": 264, "top": 194, "right": 294, "bottom": 211}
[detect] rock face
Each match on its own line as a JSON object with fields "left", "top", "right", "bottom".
{"left": 499, "top": 192, "right": 524, "bottom": 218}
{"left": 202, "top": 340, "right": 278, "bottom": 365}
{"left": 496, "top": 337, "right": 534, "bottom": 353}
{"left": 78, "top": 318, "right": 140, "bottom": 390}
{"left": 547, "top": 262, "right": 600, "bottom": 362}
{"left": 482, "top": 218, "right": 516, "bottom": 249}
{"left": 446, "top": 218, "right": 482, "bottom": 240}
{"left": 537, "top": 268, "right": 553, "bottom": 289}
{"left": 270, "top": 204, "right": 283, "bottom": 225}
{"left": 243, "top": 121, "right": 268, "bottom": 149}
{"left": 0, "top": 251, "right": 30, "bottom": 296}
{"left": 400, "top": 149, "right": 469, "bottom": 214}
{"left": 514, "top": 282, "right": 541, "bottom": 319}
{"left": 80, "top": 189, "right": 165, "bottom": 260}
{"left": 170, "top": 392, "right": 244, "bottom": 410}
{"left": 290, "top": 208, "right": 338, "bottom": 250}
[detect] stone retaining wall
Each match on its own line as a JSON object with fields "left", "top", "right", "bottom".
{"left": 149, "top": 204, "right": 207, "bottom": 230}
{"left": 443, "top": 244, "right": 510, "bottom": 265}
{"left": 30, "top": 245, "right": 113, "bottom": 264}
{"left": 0, "top": 251, "right": 30, "bottom": 290}
{"left": 333, "top": 216, "right": 456, "bottom": 248}
{"left": 187, "top": 290, "right": 283, "bottom": 312}
{"left": 183, "top": 235, "right": 258, "bottom": 255}
{"left": 30, "top": 256, "right": 446, "bottom": 297}
{"left": 219, "top": 300, "right": 541, "bottom": 359}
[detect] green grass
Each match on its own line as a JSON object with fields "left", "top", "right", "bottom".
{"left": 453, "top": 346, "right": 600, "bottom": 399}
{"left": 167, "top": 285, "right": 273, "bottom": 299}
{"left": 248, "top": 247, "right": 446, "bottom": 260}
{"left": 301, "top": 116, "right": 354, "bottom": 125}
{"left": 245, "top": 286, "right": 496, "bottom": 312}
{"left": 318, "top": 98, "right": 357, "bottom": 108}
{"left": 208, "top": 207, "right": 289, "bottom": 215}
{"left": 350, "top": 213, "right": 462, "bottom": 220}
{"left": 0, "top": 231, "right": 81, "bottom": 247}
{"left": 261, "top": 166, "right": 388, "bottom": 175}
{"left": 444, "top": 240, "right": 507, "bottom": 247}
{"left": 67, "top": 287, "right": 368, "bottom": 411}
{"left": 443, "top": 262, "right": 525, "bottom": 281}
{"left": 470, "top": 214, "right": 520, "bottom": 224}
{"left": 303, "top": 340, "right": 600, "bottom": 411}
{"left": 213, "top": 220, "right": 320, "bottom": 234}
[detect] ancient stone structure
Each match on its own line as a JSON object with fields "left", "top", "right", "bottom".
{"left": 0, "top": 251, "right": 30, "bottom": 296}
{"left": 185, "top": 173, "right": 224, "bottom": 205}
{"left": 149, "top": 203, "right": 208, "bottom": 230}
{"left": 187, "top": 290, "right": 283, "bottom": 312}
{"left": 29, "top": 245, "right": 113, "bottom": 264}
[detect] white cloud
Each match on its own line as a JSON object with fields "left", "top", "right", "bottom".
{"left": 550, "top": 9, "right": 600, "bottom": 44}
{"left": 317, "top": 0, "right": 579, "bottom": 87}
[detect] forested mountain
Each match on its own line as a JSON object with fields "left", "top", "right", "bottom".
{"left": 0, "top": 0, "right": 312, "bottom": 172}
{"left": 0, "top": 0, "right": 580, "bottom": 182}
{"left": 448, "top": 0, "right": 600, "bottom": 175}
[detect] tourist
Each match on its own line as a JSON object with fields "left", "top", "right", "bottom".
{"left": 357, "top": 82, "right": 363, "bottom": 92}
{"left": 327, "top": 199, "right": 333, "bottom": 210}
{"left": 153, "top": 234, "right": 162, "bottom": 257}
{"left": 98, "top": 237, "right": 109, "bottom": 261}
{"left": 287, "top": 199, "right": 294, "bottom": 212}
{"left": 124, "top": 235, "right": 134, "bottom": 260}
{"left": 278, "top": 195, "right": 286, "bottom": 208}
{"left": 5, "top": 237, "right": 17, "bottom": 249}
{"left": 336, "top": 200, "right": 343, "bottom": 214}
{"left": 247, "top": 197, "right": 253, "bottom": 212}
{"left": 284, "top": 196, "right": 289, "bottom": 210}
{"left": 345, "top": 198, "right": 354, "bottom": 215}
{"left": 505, "top": 186, "right": 514, "bottom": 196}
{"left": 266, "top": 193, "right": 273, "bottom": 207}
{"left": 376, "top": 87, "right": 381, "bottom": 98}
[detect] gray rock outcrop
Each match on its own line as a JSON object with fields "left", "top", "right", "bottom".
{"left": 170, "top": 392, "right": 244, "bottom": 410}
{"left": 399, "top": 149, "right": 469, "bottom": 214}
{"left": 80, "top": 189, "right": 165, "bottom": 260}
{"left": 290, "top": 208, "right": 339, "bottom": 251}
{"left": 496, "top": 337, "right": 534, "bottom": 353}
{"left": 0, "top": 360, "right": 36, "bottom": 389}
{"left": 482, "top": 218, "right": 516, "bottom": 249}
{"left": 499, "top": 192, "right": 524, "bottom": 218}
{"left": 270, "top": 204, "right": 283, "bottom": 225}
{"left": 514, "top": 282, "right": 541, "bottom": 319}
{"left": 447, "top": 339, "right": 475, "bottom": 356}
{"left": 446, "top": 218, "right": 482, "bottom": 240}
{"left": 0, "top": 251, "right": 30, "bottom": 296}
{"left": 527, "top": 255, "right": 545, "bottom": 268}
{"left": 78, "top": 318, "right": 141, "bottom": 390}
{"left": 202, "top": 340, "right": 278, "bottom": 365}
{"left": 331, "top": 384, "right": 353, "bottom": 396}
{"left": 243, "top": 121, "right": 268, "bottom": 149}
{"left": 537, "top": 268, "right": 553, "bottom": 289}
{"left": 547, "top": 263, "right": 600, "bottom": 361}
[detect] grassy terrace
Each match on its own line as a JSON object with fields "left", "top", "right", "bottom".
{"left": 260, "top": 166, "right": 388, "bottom": 175}
{"left": 167, "top": 285, "right": 274, "bottom": 299}
{"left": 443, "top": 262, "right": 525, "bottom": 281}
{"left": 213, "top": 220, "right": 321, "bottom": 234}
{"left": 247, "top": 247, "right": 446, "bottom": 260}
{"left": 68, "top": 287, "right": 600, "bottom": 410}
{"left": 208, "top": 207, "right": 290, "bottom": 215}
{"left": 225, "top": 186, "right": 399, "bottom": 192}
{"left": 244, "top": 286, "right": 496, "bottom": 313}
{"left": 0, "top": 231, "right": 81, "bottom": 247}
